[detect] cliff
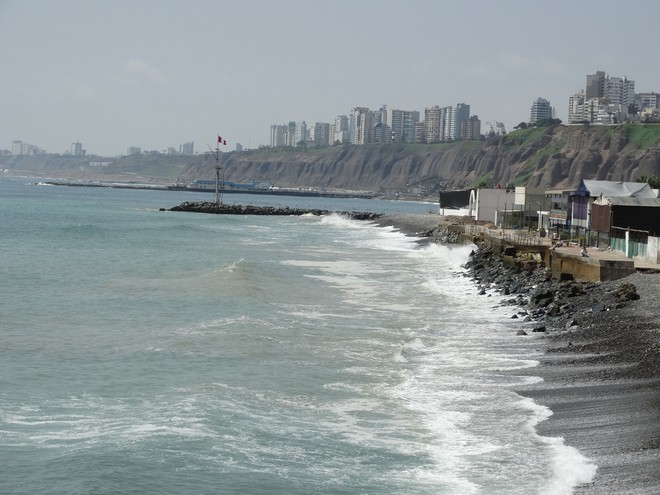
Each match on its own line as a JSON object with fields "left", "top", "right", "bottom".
{"left": 3, "top": 124, "right": 660, "bottom": 192}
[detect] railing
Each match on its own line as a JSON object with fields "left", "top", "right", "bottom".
{"left": 463, "top": 225, "right": 544, "bottom": 246}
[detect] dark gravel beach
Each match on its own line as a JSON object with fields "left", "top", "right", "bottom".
{"left": 377, "top": 213, "right": 660, "bottom": 494}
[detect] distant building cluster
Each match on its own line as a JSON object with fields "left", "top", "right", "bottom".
{"left": 10, "top": 140, "right": 43, "bottom": 155}
{"left": 270, "top": 103, "right": 497, "bottom": 149}
{"left": 543, "top": 70, "right": 659, "bottom": 126}
{"left": 128, "top": 141, "right": 196, "bottom": 157}
{"left": 5, "top": 139, "right": 197, "bottom": 158}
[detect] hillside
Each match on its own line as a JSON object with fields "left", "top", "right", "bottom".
{"left": 3, "top": 124, "right": 660, "bottom": 192}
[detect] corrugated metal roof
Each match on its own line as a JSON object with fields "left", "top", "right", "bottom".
{"left": 594, "top": 196, "right": 660, "bottom": 207}
{"left": 581, "top": 180, "right": 657, "bottom": 198}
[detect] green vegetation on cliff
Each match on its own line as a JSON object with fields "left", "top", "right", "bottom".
{"left": 624, "top": 124, "right": 660, "bottom": 149}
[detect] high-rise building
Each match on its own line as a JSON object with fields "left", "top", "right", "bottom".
{"left": 568, "top": 91, "right": 586, "bottom": 123}
{"left": 414, "top": 122, "right": 426, "bottom": 144}
{"left": 636, "top": 93, "right": 660, "bottom": 111}
{"left": 425, "top": 105, "right": 441, "bottom": 143}
{"left": 530, "top": 97, "right": 553, "bottom": 124}
{"left": 375, "top": 105, "right": 388, "bottom": 126}
{"left": 449, "top": 103, "right": 470, "bottom": 141}
{"left": 71, "top": 141, "right": 84, "bottom": 156}
{"left": 586, "top": 71, "right": 607, "bottom": 99}
{"left": 313, "top": 122, "right": 331, "bottom": 147}
{"left": 463, "top": 115, "right": 481, "bottom": 140}
{"left": 373, "top": 122, "right": 391, "bottom": 143}
{"left": 387, "top": 109, "right": 420, "bottom": 143}
{"left": 287, "top": 122, "right": 297, "bottom": 146}
{"left": 349, "top": 107, "right": 371, "bottom": 144}
{"left": 179, "top": 141, "right": 194, "bottom": 155}
{"left": 333, "top": 115, "right": 349, "bottom": 144}
{"left": 605, "top": 75, "right": 635, "bottom": 106}
{"left": 585, "top": 70, "right": 635, "bottom": 106}
{"left": 127, "top": 146, "right": 141, "bottom": 156}
{"left": 270, "top": 124, "right": 288, "bottom": 147}
{"left": 294, "top": 121, "right": 307, "bottom": 146}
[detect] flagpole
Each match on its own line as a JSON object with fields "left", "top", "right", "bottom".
{"left": 208, "top": 141, "right": 223, "bottom": 206}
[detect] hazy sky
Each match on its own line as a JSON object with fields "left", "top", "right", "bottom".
{"left": 1, "top": 0, "right": 657, "bottom": 157}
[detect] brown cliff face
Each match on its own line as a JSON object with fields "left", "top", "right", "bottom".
{"left": 192, "top": 124, "right": 659, "bottom": 192}
{"left": 3, "top": 124, "right": 660, "bottom": 191}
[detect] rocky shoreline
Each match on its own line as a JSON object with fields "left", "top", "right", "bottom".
{"left": 380, "top": 213, "right": 660, "bottom": 494}
{"left": 166, "top": 200, "right": 383, "bottom": 221}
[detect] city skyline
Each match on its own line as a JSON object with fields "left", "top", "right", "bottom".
{"left": 1, "top": 0, "right": 658, "bottom": 156}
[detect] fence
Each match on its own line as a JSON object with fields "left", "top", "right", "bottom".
{"left": 610, "top": 226, "right": 649, "bottom": 258}
{"left": 463, "top": 225, "right": 544, "bottom": 246}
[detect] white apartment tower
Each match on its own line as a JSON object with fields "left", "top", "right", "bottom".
{"left": 349, "top": 107, "right": 371, "bottom": 144}
{"left": 530, "top": 97, "right": 553, "bottom": 124}
{"left": 294, "top": 121, "right": 307, "bottom": 146}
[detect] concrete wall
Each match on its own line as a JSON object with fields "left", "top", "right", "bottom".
{"left": 549, "top": 251, "right": 635, "bottom": 282}
{"left": 475, "top": 189, "right": 515, "bottom": 223}
{"left": 639, "top": 236, "right": 660, "bottom": 264}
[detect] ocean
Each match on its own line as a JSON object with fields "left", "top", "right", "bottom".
{"left": 0, "top": 177, "right": 596, "bottom": 494}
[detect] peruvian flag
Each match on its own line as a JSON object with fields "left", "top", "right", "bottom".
{"left": 218, "top": 135, "right": 227, "bottom": 145}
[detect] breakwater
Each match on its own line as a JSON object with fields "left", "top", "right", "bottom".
{"left": 166, "top": 201, "right": 383, "bottom": 221}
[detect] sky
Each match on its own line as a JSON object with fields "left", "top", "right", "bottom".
{"left": 1, "top": 0, "right": 658, "bottom": 157}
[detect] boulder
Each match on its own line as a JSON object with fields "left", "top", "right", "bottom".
{"left": 615, "top": 283, "right": 640, "bottom": 301}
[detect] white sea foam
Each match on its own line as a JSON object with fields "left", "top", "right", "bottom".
{"left": 516, "top": 396, "right": 598, "bottom": 494}
{"left": 2, "top": 181, "right": 595, "bottom": 493}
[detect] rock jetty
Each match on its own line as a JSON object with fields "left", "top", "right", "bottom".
{"left": 165, "top": 201, "right": 382, "bottom": 221}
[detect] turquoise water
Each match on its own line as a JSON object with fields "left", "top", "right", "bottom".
{"left": 0, "top": 178, "right": 595, "bottom": 494}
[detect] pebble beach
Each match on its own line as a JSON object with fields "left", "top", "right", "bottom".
{"left": 378, "top": 213, "right": 660, "bottom": 494}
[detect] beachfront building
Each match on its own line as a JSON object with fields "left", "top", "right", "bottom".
{"left": 474, "top": 186, "right": 546, "bottom": 230}
{"left": 591, "top": 194, "right": 660, "bottom": 261}
{"left": 474, "top": 188, "right": 515, "bottom": 225}
{"left": 570, "top": 180, "right": 657, "bottom": 237}
{"left": 544, "top": 189, "right": 572, "bottom": 231}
